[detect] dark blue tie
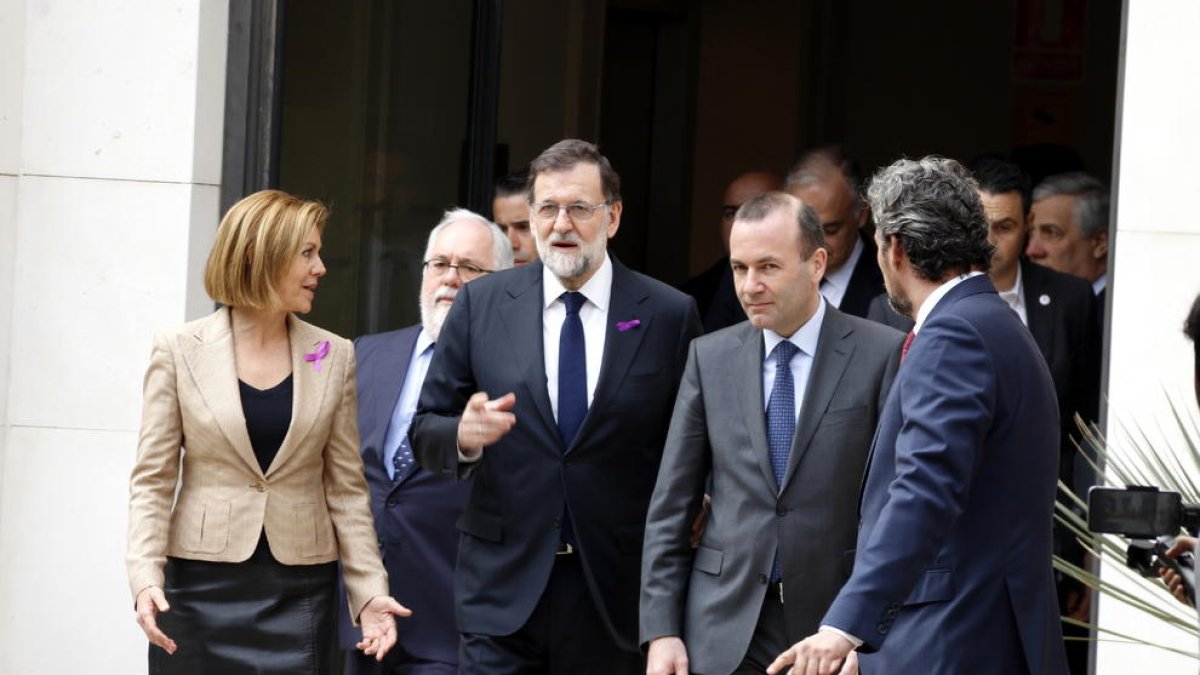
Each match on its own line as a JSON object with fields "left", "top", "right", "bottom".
{"left": 767, "top": 340, "right": 798, "bottom": 582}
{"left": 557, "top": 292, "right": 588, "bottom": 448}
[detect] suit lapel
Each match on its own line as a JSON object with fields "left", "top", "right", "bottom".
{"left": 368, "top": 328, "right": 419, "bottom": 487}
{"left": 179, "top": 307, "right": 261, "bottom": 475}
{"left": 266, "top": 315, "right": 334, "bottom": 476}
{"left": 499, "top": 264, "right": 559, "bottom": 441}
{"left": 736, "top": 327, "right": 778, "bottom": 494}
{"left": 781, "top": 309, "right": 854, "bottom": 489}
{"left": 1021, "top": 261, "right": 1055, "bottom": 357}
{"left": 572, "top": 262, "right": 653, "bottom": 454}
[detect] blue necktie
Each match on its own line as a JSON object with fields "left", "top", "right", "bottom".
{"left": 391, "top": 343, "right": 434, "bottom": 483}
{"left": 392, "top": 436, "right": 415, "bottom": 483}
{"left": 767, "top": 340, "right": 799, "bottom": 582}
{"left": 557, "top": 292, "right": 587, "bottom": 548}
{"left": 557, "top": 292, "right": 588, "bottom": 448}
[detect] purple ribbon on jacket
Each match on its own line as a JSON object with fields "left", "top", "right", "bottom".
{"left": 305, "top": 340, "right": 330, "bottom": 372}
{"left": 616, "top": 319, "right": 641, "bottom": 332}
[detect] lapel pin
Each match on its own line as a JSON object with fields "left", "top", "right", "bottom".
{"left": 1039, "top": 294, "right": 1051, "bottom": 306}
{"left": 616, "top": 319, "right": 641, "bottom": 332}
{"left": 305, "top": 340, "right": 331, "bottom": 372}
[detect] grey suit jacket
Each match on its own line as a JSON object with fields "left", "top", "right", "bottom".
{"left": 640, "top": 307, "right": 903, "bottom": 675}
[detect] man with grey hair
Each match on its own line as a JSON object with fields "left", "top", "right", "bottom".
{"left": 773, "top": 157, "right": 1068, "bottom": 675}
{"left": 339, "top": 208, "right": 512, "bottom": 675}
{"left": 641, "top": 191, "right": 902, "bottom": 675}
{"left": 1027, "top": 172, "right": 1111, "bottom": 298}
{"left": 412, "top": 139, "right": 701, "bottom": 673}
{"left": 785, "top": 146, "right": 884, "bottom": 318}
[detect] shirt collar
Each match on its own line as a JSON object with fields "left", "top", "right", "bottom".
{"left": 415, "top": 329, "right": 436, "bottom": 355}
{"left": 763, "top": 296, "right": 827, "bottom": 360}
{"left": 1092, "top": 273, "right": 1107, "bottom": 296}
{"left": 542, "top": 252, "right": 613, "bottom": 311}
{"left": 997, "top": 263, "right": 1024, "bottom": 302}
{"left": 822, "top": 235, "right": 863, "bottom": 295}
{"left": 913, "top": 271, "right": 984, "bottom": 334}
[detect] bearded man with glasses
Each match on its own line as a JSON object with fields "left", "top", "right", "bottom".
{"left": 411, "top": 139, "right": 702, "bottom": 674}
{"left": 338, "top": 209, "right": 512, "bottom": 675}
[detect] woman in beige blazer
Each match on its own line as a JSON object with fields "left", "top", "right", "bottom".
{"left": 127, "top": 190, "right": 408, "bottom": 674}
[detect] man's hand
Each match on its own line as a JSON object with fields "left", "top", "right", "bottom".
{"left": 1160, "top": 535, "right": 1197, "bottom": 606}
{"left": 456, "top": 391, "right": 517, "bottom": 454}
{"left": 767, "top": 631, "right": 855, "bottom": 675}
{"left": 646, "top": 636, "right": 690, "bottom": 675}
{"left": 134, "top": 585, "right": 177, "bottom": 654}
{"left": 356, "top": 595, "right": 413, "bottom": 661}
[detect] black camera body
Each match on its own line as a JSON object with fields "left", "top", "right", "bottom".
{"left": 1087, "top": 486, "right": 1198, "bottom": 604}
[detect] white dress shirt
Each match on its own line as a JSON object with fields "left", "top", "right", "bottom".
{"left": 760, "top": 297, "right": 826, "bottom": 417}
{"left": 819, "top": 236, "right": 864, "bottom": 309}
{"left": 1092, "top": 273, "right": 1107, "bottom": 296}
{"left": 543, "top": 254, "right": 612, "bottom": 420}
{"left": 996, "top": 264, "right": 1028, "bottom": 326}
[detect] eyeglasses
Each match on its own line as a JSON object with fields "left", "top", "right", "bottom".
{"left": 422, "top": 258, "right": 493, "bottom": 281}
{"left": 722, "top": 204, "right": 741, "bottom": 221}
{"left": 531, "top": 201, "right": 610, "bottom": 223}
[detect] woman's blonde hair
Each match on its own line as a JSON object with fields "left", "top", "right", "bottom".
{"left": 204, "top": 189, "right": 328, "bottom": 310}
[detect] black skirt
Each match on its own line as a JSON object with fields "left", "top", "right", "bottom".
{"left": 150, "top": 541, "right": 338, "bottom": 675}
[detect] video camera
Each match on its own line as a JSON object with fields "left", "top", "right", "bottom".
{"left": 1087, "top": 486, "right": 1198, "bottom": 603}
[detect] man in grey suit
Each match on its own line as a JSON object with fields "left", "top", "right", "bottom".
{"left": 641, "top": 192, "right": 904, "bottom": 675}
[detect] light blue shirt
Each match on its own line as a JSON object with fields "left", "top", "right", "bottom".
{"left": 383, "top": 331, "right": 435, "bottom": 480}
{"left": 761, "top": 297, "right": 827, "bottom": 417}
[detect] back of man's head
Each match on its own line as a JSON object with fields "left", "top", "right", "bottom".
{"left": 868, "top": 156, "right": 995, "bottom": 282}
{"left": 495, "top": 170, "right": 530, "bottom": 199}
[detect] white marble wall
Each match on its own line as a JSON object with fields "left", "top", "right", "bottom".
{"left": 1096, "top": 0, "right": 1200, "bottom": 672}
{"left": 0, "top": 2, "right": 227, "bottom": 673}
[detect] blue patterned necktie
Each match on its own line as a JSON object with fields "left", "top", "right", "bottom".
{"left": 557, "top": 291, "right": 588, "bottom": 449}
{"left": 392, "top": 343, "right": 434, "bottom": 483}
{"left": 766, "top": 340, "right": 799, "bottom": 582}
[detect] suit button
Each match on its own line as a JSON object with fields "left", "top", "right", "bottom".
{"left": 553, "top": 516, "right": 562, "bottom": 529}
{"left": 563, "top": 460, "right": 572, "bottom": 468}
{"left": 386, "top": 499, "right": 396, "bottom": 507}
{"left": 776, "top": 503, "right": 787, "bottom": 516}
{"left": 758, "top": 573, "right": 768, "bottom": 585}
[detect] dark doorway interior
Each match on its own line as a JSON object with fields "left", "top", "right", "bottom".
{"left": 263, "top": 0, "right": 1120, "bottom": 349}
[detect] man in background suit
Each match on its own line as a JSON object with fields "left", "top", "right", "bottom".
{"left": 785, "top": 146, "right": 884, "bottom": 318}
{"left": 681, "top": 170, "right": 782, "bottom": 332}
{"left": 641, "top": 192, "right": 903, "bottom": 675}
{"left": 777, "top": 157, "right": 1068, "bottom": 674}
{"left": 340, "top": 209, "right": 513, "bottom": 675}
{"left": 411, "top": 139, "right": 702, "bottom": 673}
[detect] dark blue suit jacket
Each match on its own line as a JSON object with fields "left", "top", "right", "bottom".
{"left": 337, "top": 325, "right": 470, "bottom": 668}
{"left": 823, "top": 275, "right": 1068, "bottom": 675}
{"left": 410, "top": 259, "right": 702, "bottom": 651}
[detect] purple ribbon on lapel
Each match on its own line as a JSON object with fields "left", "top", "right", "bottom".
{"left": 305, "top": 340, "right": 331, "bottom": 372}
{"left": 616, "top": 319, "right": 641, "bottom": 332}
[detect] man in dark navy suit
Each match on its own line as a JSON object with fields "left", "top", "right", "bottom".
{"left": 785, "top": 146, "right": 884, "bottom": 319}
{"left": 776, "top": 157, "right": 1068, "bottom": 675}
{"left": 339, "top": 209, "right": 513, "bottom": 675}
{"left": 411, "top": 139, "right": 702, "bottom": 674}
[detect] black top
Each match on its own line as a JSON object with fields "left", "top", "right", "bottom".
{"left": 239, "top": 374, "right": 293, "bottom": 474}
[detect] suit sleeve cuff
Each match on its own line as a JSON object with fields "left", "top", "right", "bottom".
{"left": 819, "top": 625, "right": 863, "bottom": 648}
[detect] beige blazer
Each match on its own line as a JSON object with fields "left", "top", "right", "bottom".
{"left": 126, "top": 307, "right": 388, "bottom": 622}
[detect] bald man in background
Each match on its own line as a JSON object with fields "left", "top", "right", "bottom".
{"left": 785, "top": 147, "right": 884, "bottom": 318}
{"left": 682, "top": 170, "right": 783, "bottom": 332}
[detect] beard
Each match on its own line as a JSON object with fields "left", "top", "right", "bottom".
{"left": 537, "top": 231, "right": 606, "bottom": 286}
{"left": 419, "top": 285, "right": 458, "bottom": 341}
{"left": 886, "top": 291, "right": 914, "bottom": 320}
